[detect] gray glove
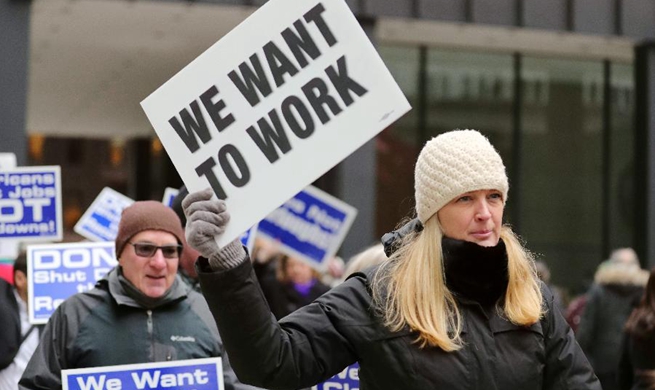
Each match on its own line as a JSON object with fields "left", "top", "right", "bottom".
{"left": 182, "top": 188, "right": 246, "bottom": 271}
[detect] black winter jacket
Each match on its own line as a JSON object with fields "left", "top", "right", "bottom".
{"left": 18, "top": 266, "right": 261, "bottom": 390}
{"left": 198, "top": 258, "right": 601, "bottom": 390}
{"left": 577, "top": 268, "right": 646, "bottom": 375}
{"left": 618, "top": 331, "right": 655, "bottom": 390}
{"left": 0, "top": 278, "right": 21, "bottom": 369}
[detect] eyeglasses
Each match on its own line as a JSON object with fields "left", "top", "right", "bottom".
{"left": 129, "top": 242, "right": 182, "bottom": 259}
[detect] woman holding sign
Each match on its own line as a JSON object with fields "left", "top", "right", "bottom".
{"left": 183, "top": 129, "right": 601, "bottom": 389}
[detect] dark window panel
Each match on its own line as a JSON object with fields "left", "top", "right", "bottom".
{"left": 367, "top": 0, "right": 413, "bottom": 18}
{"left": 194, "top": 0, "right": 247, "bottom": 5}
{"left": 418, "top": 0, "right": 467, "bottom": 22}
{"left": 374, "top": 46, "right": 421, "bottom": 238}
{"left": 523, "top": 0, "right": 567, "bottom": 31}
{"left": 634, "top": 44, "right": 655, "bottom": 268}
{"left": 608, "top": 63, "right": 636, "bottom": 252}
{"left": 253, "top": 0, "right": 360, "bottom": 14}
{"left": 472, "top": 0, "right": 517, "bottom": 26}
{"left": 573, "top": 0, "right": 613, "bottom": 35}
{"left": 622, "top": 0, "right": 655, "bottom": 39}
{"left": 346, "top": 0, "right": 361, "bottom": 14}
{"left": 520, "top": 57, "right": 605, "bottom": 295}
{"left": 0, "top": 0, "right": 29, "bottom": 165}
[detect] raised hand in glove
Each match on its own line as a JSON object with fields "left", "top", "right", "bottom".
{"left": 182, "top": 188, "right": 246, "bottom": 271}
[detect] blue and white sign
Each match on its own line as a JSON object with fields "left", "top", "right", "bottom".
{"left": 62, "top": 357, "right": 224, "bottom": 390}
{"left": 0, "top": 166, "right": 63, "bottom": 242}
{"left": 257, "top": 185, "right": 356, "bottom": 271}
{"left": 27, "top": 241, "right": 117, "bottom": 324}
{"left": 240, "top": 224, "right": 258, "bottom": 254}
{"left": 74, "top": 187, "right": 134, "bottom": 242}
{"left": 162, "top": 187, "right": 179, "bottom": 208}
{"left": 312, "top": 363, "right": 359, "bottom": 390}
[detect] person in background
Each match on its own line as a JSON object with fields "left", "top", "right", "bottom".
{"left": 19, "top": 201, "right": 261, "bottom": 390}
{"left": 342, "top": 243, "right": 387, "bottom": 279}
{"left": 619, "top": 266, "right": 655, "bottom": 390}
{"left": 566, "top": 292, "right": 589, "bottom": 334}
{"left": 0, "top": 252, "right": 41, "bottom": 389}
{"left": 265, "top": 254, "right": 331, "bottom": 320}
{"left": 183, "top": 129, "right": 600, "bottom": 389}
{"left": 320, "top": 256, "right": 345, "bottom": 287}
{"left": 577, "top": 248, "right": 649, "bottom": 390}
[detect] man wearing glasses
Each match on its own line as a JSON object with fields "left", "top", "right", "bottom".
{"left": 19, "top": 201, "right": 261, "bottom": 390}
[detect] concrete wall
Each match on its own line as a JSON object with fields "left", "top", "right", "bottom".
{"left": 0, "top": 0, "right": 31, "bottom": 165}
{"left": 189, "top": 0, "right": 655, "bottom": 39}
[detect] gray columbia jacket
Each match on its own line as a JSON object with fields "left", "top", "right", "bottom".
{"left": 18, "top": 266, "right": 262, "bottom": 390}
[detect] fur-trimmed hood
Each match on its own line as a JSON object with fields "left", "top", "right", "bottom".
{"left": 594, "top": 262, "right": 649, "bottom": 287}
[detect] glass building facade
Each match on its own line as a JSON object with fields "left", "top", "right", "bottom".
{"left": 377, "top": 45, "right": 635, "bottom": 294}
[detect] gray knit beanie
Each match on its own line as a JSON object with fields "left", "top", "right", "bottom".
{"left": 414, "top": 129, "right": 509, "bottom": 223}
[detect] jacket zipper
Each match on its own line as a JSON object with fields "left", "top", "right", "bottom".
{"left": 147, "top": 310, "right": 154, "bottom": 360}
{"left": 147, "top": 309, "right": 173, "bottom": 361}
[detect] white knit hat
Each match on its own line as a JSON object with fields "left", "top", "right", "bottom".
{"left": 414, "top": 129, "right": 509, "bottom": 223}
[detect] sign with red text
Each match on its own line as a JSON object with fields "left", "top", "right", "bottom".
{"left": 141, "top": 0, "right": 410, "bottom": 246}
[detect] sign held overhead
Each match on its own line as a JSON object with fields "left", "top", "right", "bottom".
{"left": 141, "top": 0, "right": 411, "bottom": 246}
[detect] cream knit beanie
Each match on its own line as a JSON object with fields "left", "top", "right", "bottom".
{"left": 415, "top": 129, "right": 509, "bottom": 223}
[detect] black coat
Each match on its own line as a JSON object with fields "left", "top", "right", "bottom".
{"left": 0, "top": 278, "right": 21, "bottom": 369}
{"left": 619, "top": 332, "right": 655, "bottom": 390}
{"left": 577, "top": 282, "right": 644, "bottom": 375}
{"left": 198, "top": 259, "right": 601, "bottom": 390}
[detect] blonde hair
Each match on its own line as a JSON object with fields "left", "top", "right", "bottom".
{"left": 372, "top": 217, "right": 543, "bottom": 351}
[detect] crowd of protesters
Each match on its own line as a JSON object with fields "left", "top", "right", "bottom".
{"left": 0, "top": 129, "right": 654, "bottom": 390}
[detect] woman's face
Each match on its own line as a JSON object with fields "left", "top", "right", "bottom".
{"left": 436, "top": 189, "right": 504, "bottom": 247}
{"left": 286, "top": 257, "right": 315, "bottom": 284}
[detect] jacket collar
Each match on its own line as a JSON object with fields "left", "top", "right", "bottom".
{"left": 442, "top": 237, "right": 509, "bottom": 307}
{"left": 105, "top": 266, "right": 188, "bottom": 309}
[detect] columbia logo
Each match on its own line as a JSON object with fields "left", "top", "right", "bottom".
{"left": 170, "top": 335, "right": 196, "bottom": 342}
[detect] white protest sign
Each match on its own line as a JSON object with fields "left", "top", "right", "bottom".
{"left": 0, "top": 153, "right": 17, "bottom": 169}
{"left": 74, "top": 187, "right": 134, "bottom": 242}
{"left": 62, "top": 357, "right": 224, "bottom": 390}
{"left": 0, "top": 166, "right": 63, "bottom": 242}
{"left": 141, "top": 0, "right": 411, "bottom": 247}
{"left": 27, "top": 241, "right": 117, "bottom": 324}
{"left": 257, "top": 185, "right": 356, "bottom": 270}
{"left": 162, "top": 187, "right": 180, "bottom": 208}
